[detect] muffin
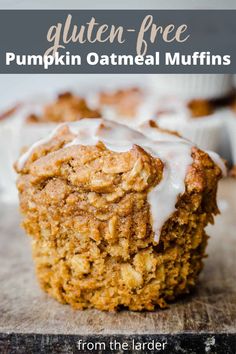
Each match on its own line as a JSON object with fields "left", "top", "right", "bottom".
{"left": 22, "top": 91, "right": 101, "bottom": 147}
{"left": 15, "top": 118, "right": 223, "bottom": 311}
{"left": 153, "top": 97, "right": 225, "bottom": 152}
{"left": 97, "top": 82, "right": 232, "bottom": 154}
{"left": 147, "top": 74, "right": 234, "bottom": 154}
{"left": 98, "top": 87, "right": 144, "bottom": 126}
{"left": 26, "top": 91, "right": 101, "bottom": 124}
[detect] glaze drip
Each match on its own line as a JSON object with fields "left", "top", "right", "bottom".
{"left": 17, "top": 118, "right": 195, "bottom": 242}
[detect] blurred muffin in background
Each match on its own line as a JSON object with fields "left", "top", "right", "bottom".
{"left": 22, "top": 91, "right": 102, "bottom": 151}
{"left": 98, "top": 87, "right": 144, "bottom": 125}
{"left": 230, "top": 165, "right": 236, "bottom": 178}
{"left": 26, "top": 92, "right": 101, "bottom": 124}
{"left": 148, "top": 74, "right": 234, "bottom": 154}
{"left": 3, "top": 91, "right": 102, "bottom": 147}
{"left": 95, "top": 76, "right": 234, "bottom": 158}
{"left": 152, "top": 96, "right": 230, "bottom": 152}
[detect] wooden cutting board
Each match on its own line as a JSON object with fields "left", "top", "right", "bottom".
{"left": 0, "top": 178, "right": 235, "bottom": 354}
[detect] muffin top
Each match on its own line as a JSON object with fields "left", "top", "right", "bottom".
{"left": 151, "top": 97, "right": 216, "bottom": 122}
{"left": 98, "top": 87, "right": 220, "bottom": 125}
{"left": 99, "top": 87, "right": 143, "bottom": 117}
{"left": 26, "top": 92, "right": 101, "bottom": 123}
{"left": 153, "top": 93, "right": 235, "bottom": 123}
{"left": 16, "top": 118, "right": 223, "bottom": 242}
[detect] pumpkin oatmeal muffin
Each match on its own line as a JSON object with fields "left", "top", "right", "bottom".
{"left": 26, "top": 91, "right": 101, "bottom": 123}
{"left": 99, "top": 87, "right": 143, "bottom": 119}
{"left": 15, "top": 118, "right": 223, "bottom": 311}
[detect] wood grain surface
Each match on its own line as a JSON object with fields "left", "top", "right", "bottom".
{"left": 0, "top": 178, "right": 235, "bottom": 353}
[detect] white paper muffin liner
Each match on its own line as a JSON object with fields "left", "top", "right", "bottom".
{"left": 156, "top": 110, "right": 224, "bottom": 152}
{"left": 0, "top": 88, "right": 104, "bottom": 203}
{"left": 0, "top": 118, "right": 22, "bottom": 203}
{"left": 0, "top": 121, "right": 59, "bottom": 203}
{"left": 149, "top": 74, "right": 233, "bottom": 100}
{"left": 99, "top": 100, "right": 230, "bottom": 156}
{"left": 0, "top": 94, "right": 57, "bottom": 203}
{"left": 226, "top": 110, "right": 236, "bottom": 165}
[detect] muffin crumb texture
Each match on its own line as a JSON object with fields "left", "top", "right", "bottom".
{"left": 16, "top": 124, "right": 221, "bottom": 311}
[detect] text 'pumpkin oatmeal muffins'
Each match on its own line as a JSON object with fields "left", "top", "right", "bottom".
{"left": 15, "top": 119, "right": 224, "bottom": 311}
